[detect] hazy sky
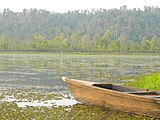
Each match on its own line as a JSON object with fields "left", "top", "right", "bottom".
{"left": 0, "top": 0, "right": 160, "bottom": 13}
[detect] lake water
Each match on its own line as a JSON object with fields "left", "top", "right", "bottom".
{"left": 0, "top": 53, "right": 160, "bottom": 93}
{"left": 0, "top": 53, "right": 159, "bottom": 119}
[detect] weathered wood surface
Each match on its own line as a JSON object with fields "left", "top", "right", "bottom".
{"left": 61, "top": 77, "right": 160, "bottom": 118}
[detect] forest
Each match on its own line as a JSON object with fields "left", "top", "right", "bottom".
{"left": 0, "top": 6, "right": 160, "bottom": 52}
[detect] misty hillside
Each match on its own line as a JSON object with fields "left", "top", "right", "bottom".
{"left": 0, "top": 6, "right": 160, "bottom": 52}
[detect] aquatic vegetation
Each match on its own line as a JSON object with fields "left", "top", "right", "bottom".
{"left": 1, "top": 88, "right": 77, "bottom": 107}
{"left": 0, "top": 95, "right": 4, "bottom": 100}
{"left": 125, "top": 72, "right": 160, "bottom": 90}
{"left": 13, "top": 91, "right": 64, "bottom": 100}
{"left": 0, "top": 53, "right": 160, "bottom": 119}
{"left": 0, "top": 101, "right": 152, "bottom": 120}
{"left": 0, "top": 88, "right": 153, "bottom": 119}
{"left": 1, "top": 86, "right": 157, "bottom": 120}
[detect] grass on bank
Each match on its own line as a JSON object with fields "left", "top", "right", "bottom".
{"left": 125, "top": 72, "right": 160, "bottom": 90}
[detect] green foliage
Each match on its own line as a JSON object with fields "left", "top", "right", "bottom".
{"left": 150, "top": 36, "right": 159, "bottom": 52}
{"left": 0, "top": 7, "right": 160, "bottom": 52}
{"left": 125, "top": 72, "right": 160, "bottom": 90}
{"left": 0, "top": 32, "right": 159, "bottom": 52}
{"left": 140, "top": 36, "right": 150, "bottom": 52}
{"left": 108, "top": 40, "right": 120, "bottom": 52}
{"left": 0, "top": 33, "right": 11, "bottom": 50}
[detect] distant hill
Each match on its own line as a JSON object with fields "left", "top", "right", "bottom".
{"left": 0, "top": 6, "right": 160, "bottom": 52}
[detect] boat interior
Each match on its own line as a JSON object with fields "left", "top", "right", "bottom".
{"left": 93, "top": 83, "right": 160, "bottom": 99}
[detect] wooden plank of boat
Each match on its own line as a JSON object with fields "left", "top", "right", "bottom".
{"left": 61, "top": 77, "right": 160, "bottom": 118}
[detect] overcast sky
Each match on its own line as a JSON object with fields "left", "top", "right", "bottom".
{"left": 0, "top": 0, "right": 160, "bottom": 13}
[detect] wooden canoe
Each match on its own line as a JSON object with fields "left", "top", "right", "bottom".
{"left": 61, "top": 77, "right": 160, "bottom": 118}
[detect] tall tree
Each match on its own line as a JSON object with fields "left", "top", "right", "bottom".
{"left": 140, "top": 36, "right": 150, "bottom": 52}
{"left": 150, "top": 35, "right": 159, "bottom": 52}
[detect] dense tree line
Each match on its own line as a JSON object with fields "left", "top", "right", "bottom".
{"left": 0, "top": 6, "right": 160, "bottom": 52}
{"left": 0, "top": 32, "right": 159, "bottom": 52}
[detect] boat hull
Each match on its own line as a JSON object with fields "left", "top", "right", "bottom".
{"left": 62, "top": 77, "right": 160, "bottom": 118}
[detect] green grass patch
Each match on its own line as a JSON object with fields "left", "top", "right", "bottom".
{"left": 125, "top": 72, "right": 160, "bottom": 90}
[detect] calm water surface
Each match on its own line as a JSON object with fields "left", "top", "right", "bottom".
{"left": 0, "top": 53, "right": 160, "bottom": 93}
